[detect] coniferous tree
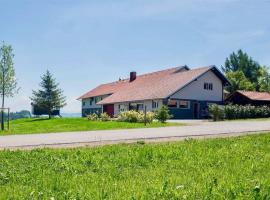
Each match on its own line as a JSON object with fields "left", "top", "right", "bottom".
{"left": 223, "top": 49, "right": 269, "bottom": 92}
{"left": 223, "top": 49, "right": 261, "bottom": 85}
{"left": 31, "top": 70, "right": 66, "bottom": 119}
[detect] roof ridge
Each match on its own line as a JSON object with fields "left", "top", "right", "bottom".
{"left": 99, "top": 65, "right": 213, "bottom": 86}
{"left": 97, "top": 66, "right": 184, "bottom": 86}
{"left": 137, "top": 66, "right": 183, "bottom": 77}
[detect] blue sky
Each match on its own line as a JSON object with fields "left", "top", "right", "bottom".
{"left": 0, "top": 0, "right": 269, "bottom": 113}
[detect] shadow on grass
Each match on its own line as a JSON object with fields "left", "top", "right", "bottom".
{"left": 25, "top": 118, "right": 51, "bottom": 122}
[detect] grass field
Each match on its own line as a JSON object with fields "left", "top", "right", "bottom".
{"left": 0, "top": 134, "right": 269, "bottom": 199}
{"left": 0, "top": 118, "right": 182, "bottom": 135}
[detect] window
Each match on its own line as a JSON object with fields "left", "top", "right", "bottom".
{"left": 119, "top": 104, "right": 126, "bottom": 112}
{"left": 204, "top": 83, "right": 208, "bottom": 90}
{"left": 168, "top": 100, "right": 177, "bottom": 108}
{"left": 82, "top": 101, "right": 86, "bottom": 106}
{"left": 204, "top": 82, "right": 213, "bottom": 90}
{"left": 152, "top": 101, "right": 159, "bottom": 109}
{"left": 179, "top": 101, "right": 190, "bottom": 109}
{"left": 209, "top": 83, "right": 213, "bottom": 90}
{"left": 137, "top": 104, "right": 144, "bottom": 111}
{"left": 90, "top": 98, "right": 93, "bottom": 106}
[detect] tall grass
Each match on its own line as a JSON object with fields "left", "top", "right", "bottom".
{"left": 0, "top": 134, "right": 270, "bottom": 199}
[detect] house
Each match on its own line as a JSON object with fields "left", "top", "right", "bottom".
{"left": 78, "top": 65, "right": 230, "bottom": 119}
{"left": 226, "top": 90, "right": 270, "bottom": 106}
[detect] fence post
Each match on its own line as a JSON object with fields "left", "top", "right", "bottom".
{"left": 7, "top": 108, "right": 10, "bottom": 130}
{"left": 144, "top": 106, "right": 147, "bottom": 126}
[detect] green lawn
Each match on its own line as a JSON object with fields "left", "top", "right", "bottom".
{"left": 1, "top": 118, "right": 182, "bottom": 135}
{"left": 0, "top": 134, "right": 270, "bottom": 199}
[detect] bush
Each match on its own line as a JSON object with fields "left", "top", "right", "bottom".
{"left": 117, "top": 110, "right": 155, "bottom": 123}
{"left": 87, "top": 113, "right": 99, "bottom": 121}
{"left": 117, "top": 110, "right": 140, "bottom": 122}
{"left": 138, "top": 111, "right": 155, "bottom": 123}
{"left": 208, "top": 104, "right": 225, "bottom": 121}
{"left": 156, "top": 106, "right": 172, "bottom": 123}
{"left": 209, "top": 104, "right": 270, "bottom": 120}
{"left": 100, "top": 112, "right": 111, "bottom": 121}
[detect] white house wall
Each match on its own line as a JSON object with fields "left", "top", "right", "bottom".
{"left": 170, "top": 70, "right": 223, "bottom": 101}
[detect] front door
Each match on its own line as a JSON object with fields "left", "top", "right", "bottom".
{"left": 103, "top": 104, "right": 114, "bottom": 117}
{"left": 193, "top": 102, "right": 200, "bottom": 119}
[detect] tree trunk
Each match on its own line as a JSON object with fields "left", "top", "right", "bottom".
{"left": 48, "top": 109, "right": 51, "bottom": 119}
{"left": 1, "top": 94, "right": 5, "bottom": 131}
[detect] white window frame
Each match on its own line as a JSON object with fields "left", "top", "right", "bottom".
{"left": 204, "top": 82, "right": 213, "bottom": 91}
{"left": 179, "top": 100, "right": 190, "bottom": 109}
{"left": 152, "top": 100, "right": 159, "bottom": 109}
{"left": 119, "top": 104, "right": 126, "bottom": 112}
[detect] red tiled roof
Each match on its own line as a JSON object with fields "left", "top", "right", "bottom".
{"left": 78, "top": 79, "right": 129, "bottom": 99}
{"left": 237, "top": 90, "right": 270, "bottom": 101}
{"left": 78, "top": 65, "right": 218, "bottom": 104}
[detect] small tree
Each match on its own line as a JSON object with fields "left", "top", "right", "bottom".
{"left": 156, "top": 105, "right": 172, "bottom": 123}
{"left": 31, "top": 70, "right": 66, "bottom": 119}
{"left": 208, "top": 104, "right": 225, "bottom": 121}
{"left": 0, "top": 43, "right": 19, "bottom": 130}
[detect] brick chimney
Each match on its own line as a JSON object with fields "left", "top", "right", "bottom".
{"left": 130, "top": 71, "right": 137, "bottom": 82}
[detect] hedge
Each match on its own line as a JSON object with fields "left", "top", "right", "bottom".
{"left": 209, "top": 104, "right": 270, "bottom": 121}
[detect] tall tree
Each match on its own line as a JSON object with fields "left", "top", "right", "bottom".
{"left": 223, "top": 49, "right": 262, "bottom": 92}
{"left": 0, "top": 43, "right": 19, "bottom": 130}
{"left": 31, "top": 70, "right": 66, "bottom": 119}
{"left": 258, "top": 66, "right": 270, "bottom": 92}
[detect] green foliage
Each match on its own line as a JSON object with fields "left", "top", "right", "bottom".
{"left": 156, "top": 105, "right": 172, "bottom": 123}
{"left": 117, "top": 110, "right": 155, "bottom": 123}
{"left": 100, "top": 112, "right": 111, "bottom": 121}
{"left": 225, "top": 71, "right": 255, "bottom": 93}
{"left": 30, "top": 70, "right": 66, "bottom": 118}
{"left": 87, "top": 113, "right": 99, "bottom": 121}
{"left": 117, "top": 110, "right": 140, "bottom": 122}
{"left": 0, "top": 134, "right": 270, "bottom": 199}
{"left": 223, "top": 104, "right": 270, "bottom": 119}
{"left": 1, "top": 118, "right": 181, "bottom": 135}
{"left": 208, "top": 104, "right": 225, "bottom": 121}
{"left": 210, "top": 104, "right": 270, "bottom": 120}
{"left": 258, "top": 66, "right": 270, "bottom": 92}
{"left": 144, "top": 111, "right": 155, "bottom": 123}
{"left": 223, "top": 49, "right": 261, "bottom": 87}
{"left": 87, "top": 112, "right": 112, "bottom": 121}
{"left": 0, "top": 42, "right": 19, "bottom": 130}
{"left": 223, "top": 49, "right": 270, "bottom": 92}
{"left": 0, "top": 43, "right": 19, "bottom": 98}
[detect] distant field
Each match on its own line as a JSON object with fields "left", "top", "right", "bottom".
{"left": 1, "top": 118, "right": 182, "bottom": 135}
{"left": 0, "top": 134, "right": 269, "bottom": 199}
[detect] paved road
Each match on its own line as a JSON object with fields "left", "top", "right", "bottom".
{"left": 1, "top": 120, "right": 270, "bottom": 149}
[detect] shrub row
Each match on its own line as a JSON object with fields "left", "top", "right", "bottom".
{"left": 117, "top": 110, "right": 155, "bottom": 123}
{"left": 209, "top": 104, "right": 270, "bottom": 121}
{"left": 87, "top": 112, "right": 111, "bottom": 121}
{"left": 87, "top": 106, "right": 172, "bottom": 123}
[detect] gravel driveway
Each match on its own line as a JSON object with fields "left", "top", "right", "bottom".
{"left": 1, "top": 120, "right": 270, "bottom": 149}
